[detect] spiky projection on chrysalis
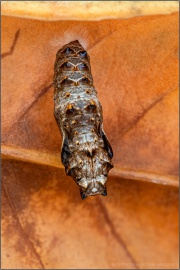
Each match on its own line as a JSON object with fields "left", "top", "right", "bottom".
{"left": 53, "top": 40, "right": 113, "bottom": 200}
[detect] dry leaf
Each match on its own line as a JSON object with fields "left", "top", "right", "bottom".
{"left": 1, "top": 11, "right": 179, "bottom": 269}
{"left": 1, "top": 1, "right": 179, "bottom": 21}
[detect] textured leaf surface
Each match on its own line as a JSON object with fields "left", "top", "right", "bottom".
{"left": 1, "top": 12, "right": 179, "bottom": 269}
{"left": 2, "top": 160, "right": 179, "bottom": 269}
{"left": 1, "top": 1, "right": 179, "bottom": 21}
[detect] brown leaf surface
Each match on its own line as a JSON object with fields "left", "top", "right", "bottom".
{"left": 1, "top": 1, "right": 179, "bottom": 21}
{"left": 1, "top": 12, "right": 179, "bottom": 269}
{"left": 2, "top": 159, "right": 179, "bottom": 269}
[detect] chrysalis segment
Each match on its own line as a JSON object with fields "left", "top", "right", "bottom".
{"left": 54, "top": 40, "right": 113, "bottom": 199}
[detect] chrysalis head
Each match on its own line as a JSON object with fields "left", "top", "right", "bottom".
{"left": 78, "top": 176, "right": 107, "bottom": 200}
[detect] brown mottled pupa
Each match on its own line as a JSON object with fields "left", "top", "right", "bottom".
{"left": 53, "top": 40, "right": 113, "bottom": 199}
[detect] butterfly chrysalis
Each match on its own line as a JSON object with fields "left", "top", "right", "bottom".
{"left": 53, "top": 40, "right": 113, "bottom": 200}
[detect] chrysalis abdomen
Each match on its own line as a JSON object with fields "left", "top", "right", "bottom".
{"left": 53, "top": 40, "right": 113, "bottom": 199}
